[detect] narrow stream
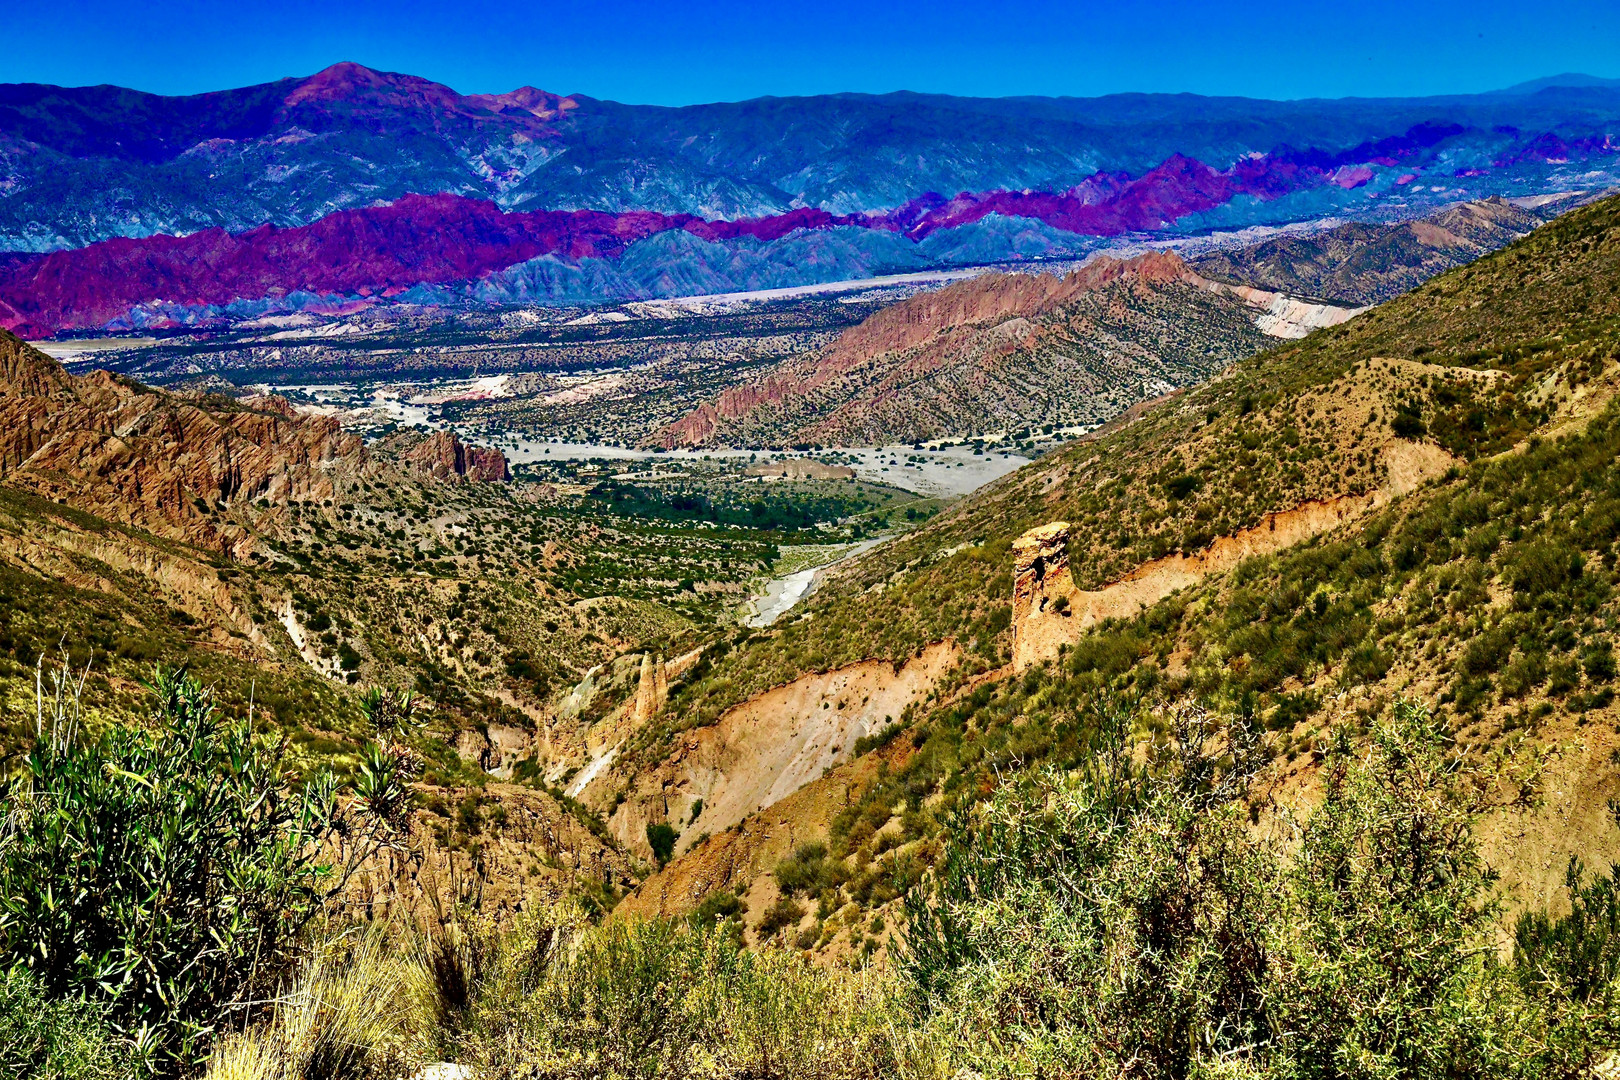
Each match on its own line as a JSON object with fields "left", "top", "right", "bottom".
{"left": 746, "top": 537, "right": 887, "bottom": 627}
{"left": 747, "top": 567, "right": 820, "bottom": 627}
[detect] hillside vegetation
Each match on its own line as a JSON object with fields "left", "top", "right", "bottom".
{"left": 593, "top": 192, "right": 1620, "bottom": 972}
{"left": 669, "top": 190, "right": 1620, "bottom": 735}
{"left": 13, "top": 676, "right": 1620, "bottom": 1079}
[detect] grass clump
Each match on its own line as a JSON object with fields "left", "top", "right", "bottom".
{"left": 458, "top": 905, "right": 905, "bottom": 1080}
{"left": 203, "top": 931, "right": 431, "bottom": 1080}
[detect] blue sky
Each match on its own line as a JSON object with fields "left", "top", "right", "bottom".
{"left": 2, "top": 0, "right": 1618, "bottom": 104}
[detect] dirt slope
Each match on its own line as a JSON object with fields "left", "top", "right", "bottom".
{"left": 585, "top": 642, "right": 960, "bottom": 860}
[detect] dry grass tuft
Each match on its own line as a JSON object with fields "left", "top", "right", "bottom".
{"left": 205, "top": 929, "right": 431, "bottom": 1080}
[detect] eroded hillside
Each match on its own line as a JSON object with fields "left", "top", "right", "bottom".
{"left": 653, "top": 252, "right": 1346, "bottom": 448}
{"left": 605, "top": 191, "right": 1620, "bottom": 953}
{"left": 0, "top": 327, "right": 972, "bottom": 915}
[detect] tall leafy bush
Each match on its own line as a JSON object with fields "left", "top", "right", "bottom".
{"left": 0, "top": 669, "right": 361, "bottom": 1072}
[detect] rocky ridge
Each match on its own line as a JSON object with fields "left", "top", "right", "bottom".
{"left": 398, "top": 428, "right": 510, "bottom": 483}
{"left": 0, "top": 328, "right": 369, "bottom": 556}
{"left": 653, "top": 252, "right": 1343, "bottom": 447}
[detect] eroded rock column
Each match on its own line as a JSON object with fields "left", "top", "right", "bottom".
{"left": 631, "top": 652, "right": 670, "bottom": 728}
{"left": 1012, "top": 521, "right": 1073, "bottom": 671}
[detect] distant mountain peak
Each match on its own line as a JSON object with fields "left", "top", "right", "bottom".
{"left": 284, "top": 61, "right": 440, "bottom": 104}
{"left": 465, "top": 85, "right": 579, "bottom": 119}
{"left": 1498, "top": 72, "right": 1620, "bottom": 95}
{"left": 283, "top": 62, "right": 576, "bottom": 120}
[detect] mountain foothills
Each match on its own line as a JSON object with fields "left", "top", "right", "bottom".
{"left": 0, "top": 331, "right": 368, "bottom": 555}
{"left": 1, "top": 64, "right": 1619, "bottom": 335}
{"left": 648, "top": 196, "right": 1564, "bottom": 448}
{"left": 6, "top": 174, "right": 1620, "bottom": 1079}
{"left": 11, "top": 64, "right": 1620, "bottom": 1080}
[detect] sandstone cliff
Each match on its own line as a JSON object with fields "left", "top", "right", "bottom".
{"left": 0, "top": 329, "right": 368, "bottom": 557}
{"left": 394, "top": 428, "right": 510, "bottom": 483}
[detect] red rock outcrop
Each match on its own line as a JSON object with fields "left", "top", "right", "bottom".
{"left": 400, "top": 428, "right": 509, "bottom": 483}
{"left": 0, "top": 329, "right": 368, "bottom": 556}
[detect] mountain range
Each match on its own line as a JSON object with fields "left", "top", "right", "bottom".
{"left": 2, "top": 64, "right": 1619, "bottom": 337}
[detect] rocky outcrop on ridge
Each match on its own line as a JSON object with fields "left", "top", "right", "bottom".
{"left": 397, "top": 428, "right": 510, "bottom": 483}
{"left": 1011, "top": 521, "right": 1075, "bottom": 671}
{"left": 0, "top": 328, "right": 368, "bottom": 556}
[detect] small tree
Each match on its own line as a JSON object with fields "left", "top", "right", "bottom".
{"left": 647, "top": 822, "right": 678, "bottom": 867}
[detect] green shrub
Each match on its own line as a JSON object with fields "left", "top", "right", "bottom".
{"left": 1511, "top": 859, "right": 1620, "bottom": 1074}
{"left": 900, "top": 699, "right": 1588, "bottom": 1079}
{"left": 901, "top": 700, "right": 1276, "bottom": 1077}
{"left": 1272, "top": 702, "right": 1515, "bottom": 1077}
{"left": 688, "top": 890, "right": 746, "bottom": 949}
{"left": 0, "top": 669, "right": 366, "bottom": 1073}
{"left": 646, "top": 822, "right": 678, "bottom": 866}
{"left": 1517, "top": 859, "right": 1620, "bottom": 1005}
{"left": 757, "top": 897, "right": 807, "bottom": 942}
{"left": 1583, "top": 644, "right": 1617, "bottom": 684}
{"left": 774, "top": 841, "right": 843, "bottom": 898}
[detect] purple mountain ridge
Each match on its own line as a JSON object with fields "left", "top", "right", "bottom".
{"left": 1, "top": 63, "right": 1618, "bottom": 333}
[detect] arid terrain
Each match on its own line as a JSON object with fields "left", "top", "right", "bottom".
{"left": 12, "top": 48, "right": 1620, "bottom": 1079}
{"left": 0, "top": 186, "right": 1613, "bottom": 955}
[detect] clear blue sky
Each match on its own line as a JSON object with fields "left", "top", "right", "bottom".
{"left": 2, "top": 0, "right": 1618, "bottom": 104}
